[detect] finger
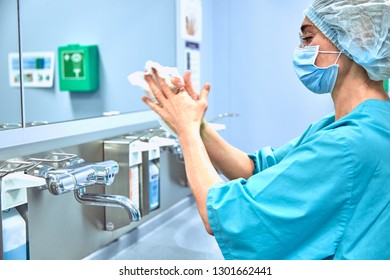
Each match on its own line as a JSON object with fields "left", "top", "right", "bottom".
{"left": 171, "top": 77, "right": 184, "bottom": 89}
{"left": 183, "top": 71, "right": 199, "bottom": 100}
{"left": 142, "top": 96, "right": 164, "bottom": 114}
{"left": 152, "top": 68, "right": 176, "bottom": 97}
{"left": 145, "top": 73, "right": 167, "bottom": 104}
{"left": 170, "top": 77, "right": 183, "bottom": 94}
{"left": 199, "top": 82, "right": 211, "bottom": 103}
{"left": 142, "top": 96, "right": 176, "bottom": 134}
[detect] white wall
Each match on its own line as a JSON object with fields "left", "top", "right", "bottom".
{"left": 209, "top": 0, "right": 334, "bottom": 153}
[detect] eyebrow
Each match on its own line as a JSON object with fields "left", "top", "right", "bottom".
{"left": 300, "top": 24, "right": 315, "bottom": 34}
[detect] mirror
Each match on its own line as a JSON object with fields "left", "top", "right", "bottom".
{"left": 0, "top": 0, "right": 22, "bottom": 130}
{"left": 19, "top": 0, "right": 176, "bottom": 126}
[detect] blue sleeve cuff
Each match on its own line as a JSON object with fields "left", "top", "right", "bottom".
{"left": 248, "top": 146, "right": 277, "bottom": 174}
{"left": 206, "top": 182, "right": 234, "bottom": 259}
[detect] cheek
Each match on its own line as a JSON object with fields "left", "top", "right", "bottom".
{"left": 314, "top": 55, "right": 331, "bottom": 68}
{"left": 314, "top": 53, "right": 340, "bottom": 68}
{"left": 312, "top": 36, "right": 339, "bottom": 67}
{"left": 335, "top": 55, "right": 352, "bottom": 77}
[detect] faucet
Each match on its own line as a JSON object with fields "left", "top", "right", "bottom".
{"left": 74, "top": 188, "right": 141, "bottom": 221}
{"left": 28, "top": 157, "right": 141, "bottom": 222}
{"left": 45, "top": 160, "right": 119, "bottom": 195}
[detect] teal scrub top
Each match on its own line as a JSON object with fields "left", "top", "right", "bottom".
{"left": 207, "top": 99, "right": 390, "bottom": 260}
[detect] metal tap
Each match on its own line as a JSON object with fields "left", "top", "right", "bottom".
{"left": 44, "top": 160, "right": 141, "bottom": 221}
{"left": 45, "top": 160, "right": 119, "bottom": 195}
{"left": 25, "top": 156, "right": 141, "bottom": 223}
{"left": 75, "top": 188, "right": 141, "bottom": 221}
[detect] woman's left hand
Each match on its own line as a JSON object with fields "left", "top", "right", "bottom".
{"left": 142, "top": 68, "right": 211, "bottom": 137}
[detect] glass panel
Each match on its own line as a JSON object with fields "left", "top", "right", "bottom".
{"left": 0, "top": 0, "right": 22, "bottom": 130}
{"left": 19, "top": 0, "right": 176, "bottom": 126}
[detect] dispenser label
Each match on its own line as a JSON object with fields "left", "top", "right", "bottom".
{"left": 129, "top": 166, "right": 140, "bottom": 208}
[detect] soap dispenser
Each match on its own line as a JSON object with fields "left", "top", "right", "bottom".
{"left": 103, "top": 137, "right": 151, "bottom": 230}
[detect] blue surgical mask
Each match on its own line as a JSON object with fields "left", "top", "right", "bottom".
{"left": 293, "top": 45, "right": 342, "bottom": 94}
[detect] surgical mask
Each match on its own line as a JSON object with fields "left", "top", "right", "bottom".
{"left": 293, "top": 45, "right": 342, "bottom": 94}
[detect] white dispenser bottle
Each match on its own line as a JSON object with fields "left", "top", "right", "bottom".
{"left": 149, "top": 160, "right": 160, "bottom": 211}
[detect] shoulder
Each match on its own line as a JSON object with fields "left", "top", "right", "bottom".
{"left": 302, "top": 100, "right": 390, "bottom": 175}
{"left": 327, "top": 100, "right": 390, "bottom": 149}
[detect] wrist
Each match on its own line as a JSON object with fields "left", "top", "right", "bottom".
{"left": 177, "top": 124, "right": 201, "bottom": 139}
{"left": 200, "top": 119, "right": 213, "bottom": 142}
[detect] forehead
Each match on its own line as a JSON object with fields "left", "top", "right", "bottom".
{"left": 299, "top": 17, "right": 337, "bottom": 48}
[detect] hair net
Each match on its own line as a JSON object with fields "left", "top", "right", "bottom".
{"left": 304, "top": 0, "right": 390, "bottom": 81}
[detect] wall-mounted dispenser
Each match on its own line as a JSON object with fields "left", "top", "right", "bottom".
{"left": 104, "top": 138, "right": 151, "bottom": 230}
{"left": 103, "top": 132, "right": 169, "bottom": 230}
{"left": 58, "top": 44, "right": 99, "bottom": 91}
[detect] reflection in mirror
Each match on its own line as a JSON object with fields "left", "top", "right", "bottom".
{"left": 0, "top": 0, "right": 22, "bottom": 130}
{"left": 20, "top": 0, "right": 176, "bottom": 126}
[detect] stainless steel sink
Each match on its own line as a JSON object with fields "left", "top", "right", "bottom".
{"left": 85, "top": 196, "right": 224, "bottom": 260}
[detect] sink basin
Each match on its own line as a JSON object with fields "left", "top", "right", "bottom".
{"left": 86, "top": 197, "right": 224, "bottom": 260}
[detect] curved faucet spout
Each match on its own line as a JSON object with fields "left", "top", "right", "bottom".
{"left": 74, "top": 188, "right": 141, "bottom": 222}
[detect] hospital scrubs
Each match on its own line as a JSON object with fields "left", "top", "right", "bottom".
{"left": 207, "top": 99, "right": 390, "bottom": 260}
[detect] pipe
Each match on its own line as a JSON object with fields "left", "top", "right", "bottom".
{"left": 74, "top": 188, "right": 141, "bottom": 222}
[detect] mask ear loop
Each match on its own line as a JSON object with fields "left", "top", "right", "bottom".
{"left": 318, "top": 50, "right": 342, "bottom": 65}
{"left": 333, "top": 52, "right": 342, "bottom": 65}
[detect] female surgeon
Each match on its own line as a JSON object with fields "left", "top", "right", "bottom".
{"left": 143, "top": 0, "right": 390, "bottom": 259}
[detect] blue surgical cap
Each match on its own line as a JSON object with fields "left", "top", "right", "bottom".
{"left": 305, "top": 0, "right": 390, "bottom": 81}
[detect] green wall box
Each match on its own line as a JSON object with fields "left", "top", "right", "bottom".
{"left": 58, "top": 44, "right": 99, "bottom": 91}
{"left": 384, "top": 79, "right": 389, "bottom": 93}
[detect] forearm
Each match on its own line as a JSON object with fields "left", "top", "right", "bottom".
{"left": 142, "top": 70, "right": 222, "bottom": 234}
{"left": 178, "top": 127, "right": 224, "bottom": 235}
{"left": 201, "top": 121, "right": 254, "bottom": 180}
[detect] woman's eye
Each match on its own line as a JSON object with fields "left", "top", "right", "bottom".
{"left": 299, "top": 32, "right": 314, "bottom": 47}
{"left": 302, "top": 36, "right": 313, "bottom": 45}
